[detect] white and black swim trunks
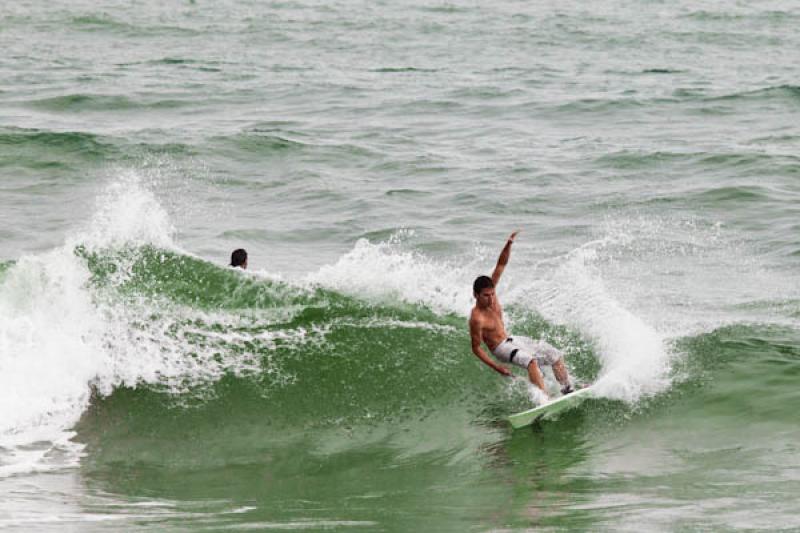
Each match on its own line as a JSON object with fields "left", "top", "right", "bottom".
{"left": 490, "top": 336, "right": 562, "bottom": 369}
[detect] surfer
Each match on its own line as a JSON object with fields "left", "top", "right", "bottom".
{"left": 230, "top": 248, "right": 248, "bottom": 269}
{"left": 469, "top": 231, "right": 574, "bottom": 399}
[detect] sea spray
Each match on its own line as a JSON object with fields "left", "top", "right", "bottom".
{"left": 531, "top": 246, "right": 672, "bottom": 402}
{"left": 305, "top": 236, "right": 479, "bottom": 315}
{"left": 0, "top": 171, "right": 293, "bottom": 477}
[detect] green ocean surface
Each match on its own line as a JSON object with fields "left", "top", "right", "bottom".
{"left": 1, "top": 1, "right": 799, "bottom": 530}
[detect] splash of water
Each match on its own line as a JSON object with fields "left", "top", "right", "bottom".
{"left": 0, "top": 170, "right": 282, "bottom": 476}
{"left": 307, "top": 235, "right": 676, "bottom": 404}
{"left": 305, "top": 236, "right": 479, "bottom": 315}
{"left": 529, "top": 247, "right": 673, "bottom": 402}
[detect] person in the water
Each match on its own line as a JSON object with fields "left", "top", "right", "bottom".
{"left": 468, "top": 231, "right": 573, "bottom": 400}
{"left": 230, "top": 248, "right": 247, "bottom": 269}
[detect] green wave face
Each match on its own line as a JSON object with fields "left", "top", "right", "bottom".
{"left": 65, "top": 244, "right": 800, "bottom": 530}
{"left": 67, "top": 244, "right": 608, "bottom": 529}
{"left": 74, "top": 244, "right": 600, "bottom": 421}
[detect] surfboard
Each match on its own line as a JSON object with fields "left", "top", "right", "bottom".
{"left": 508, "top": 385, "right": 594, "bottom": 429}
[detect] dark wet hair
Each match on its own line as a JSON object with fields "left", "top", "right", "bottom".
{"left": 473, "top": 275, "right": 494, "bottom": 295}
{"left": 230, "top": 248, "right": 247, "bottom": 268}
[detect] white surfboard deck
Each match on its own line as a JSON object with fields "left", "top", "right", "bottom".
{"left": 508, "top": 385, "right": 595, "bottom": 429}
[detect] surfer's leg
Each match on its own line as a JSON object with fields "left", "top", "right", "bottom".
{"left": 534, "top": 340, "right": 572, "bottom": 388}
{"left": 552, "top": 358, "right": 570, "bottom": 387}
{"left": 526, "top": 362, "right": 546, "bottom": 392}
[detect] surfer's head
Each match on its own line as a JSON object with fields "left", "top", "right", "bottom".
{"left": 473, "top": 275, "right": 495, "bottom": 307}
{"left": 230, "top": 248, "right": 248, "bottom": 269}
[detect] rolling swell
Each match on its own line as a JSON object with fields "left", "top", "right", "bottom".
{"left": 27, "top": 94, "right": 189, "bottom": 113}
{"left": 68, "top": 14, "right": 201, "bottom": 37}
{"left": 1, "top": 0, "right": 798, "bottom": 527}
{"left": 0, "top": 128, "right": 113, "bottom": 162}
{"left": 543, "top": 84, "right": 800, "bottom": 118}
{"left": 0, "top": 128, "right": 119, "bottom": 174}
{"left": 213, "top": 132, "right": 307, "bottom": 154}
{"left": 597, "top": 149, "right": 799, "bottom": 176}
{"left": 705, "top": 84, "right": 800, "bottom": 104}
{"left": 0, "top": 128, "right": 198, "bottom": 170}
{"left": 209, "top": 130, "right": 380, "bottom": 164}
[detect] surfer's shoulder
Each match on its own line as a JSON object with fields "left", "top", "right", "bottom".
{"left": 468, "top": 306, "right": 481, "bottom": 325}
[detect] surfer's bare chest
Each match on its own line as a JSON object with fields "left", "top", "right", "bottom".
{"left": 474, "top": 305, "right": 506, "bottom": 345}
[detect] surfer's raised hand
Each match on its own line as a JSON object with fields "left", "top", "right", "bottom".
{"left": 492, "top": 231, "right": 520, "bottom": 285}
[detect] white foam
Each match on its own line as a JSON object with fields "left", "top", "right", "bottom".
{"left": 0, "top": 170, "right": 303, "bottom": 478}
{"left": 0, "top": 249, "right": 110, "bottom": 465}
{"left": 527, "top": 247, "right": 672, "bottom": 403}
{"left": 304, "top": 237, "right": 478, "bottom": 315}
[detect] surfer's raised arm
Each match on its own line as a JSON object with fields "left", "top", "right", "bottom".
{"left": 469, "top": 315, "right": 512, "bottom": 377}
{"left": 491, "top": 230, "right": 519, "bottom": 286}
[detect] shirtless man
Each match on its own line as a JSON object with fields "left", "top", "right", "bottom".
{"left": 468, "top": 231, "right": 574, "bottom": 399}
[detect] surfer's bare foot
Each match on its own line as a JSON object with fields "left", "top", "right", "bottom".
{"left": 561, "top": 384, "right": 574, "bottom": 395}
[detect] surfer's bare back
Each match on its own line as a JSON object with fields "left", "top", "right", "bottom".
{"left": 468, "top": 231, "right": 574, "bottom": 400}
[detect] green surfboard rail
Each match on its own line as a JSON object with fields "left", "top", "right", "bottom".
{"left": 508, "top": 386, "right": 594, "bottom": 429}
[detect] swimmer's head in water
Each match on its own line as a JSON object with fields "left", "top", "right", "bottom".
{"left": 230, "top": 248, "right": 248, "bottom": 269}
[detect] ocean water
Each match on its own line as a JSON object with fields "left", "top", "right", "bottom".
{"left": 1, "top": 0, "right": 799, "bottom": 530}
